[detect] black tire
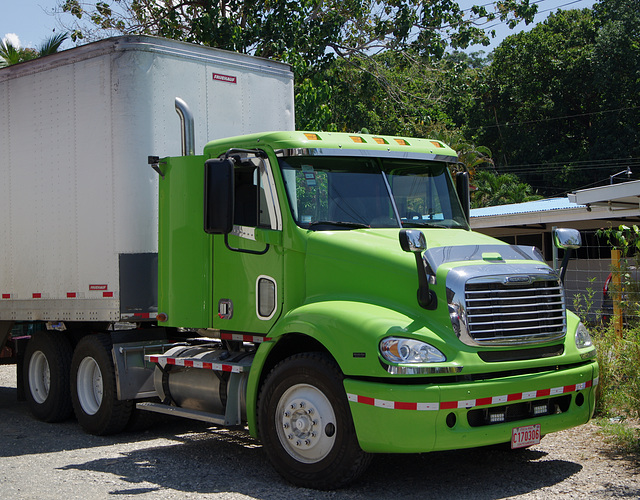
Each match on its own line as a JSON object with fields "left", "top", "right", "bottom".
{"left": 70, "top": 334, "right": 133, "bottom": 435}
{"left": 258, "top": 352, "right": 372, "bottom": 490}
{"left": 23, "top": 331, "right": 74, "bottom": 422}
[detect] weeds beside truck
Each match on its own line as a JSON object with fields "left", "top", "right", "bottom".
{"left": 0, "top": 36, "right": 598, "bottom": 490}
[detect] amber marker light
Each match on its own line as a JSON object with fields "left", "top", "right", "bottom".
{"left": 304, "top": 133, "right": 320, "bottom": 141}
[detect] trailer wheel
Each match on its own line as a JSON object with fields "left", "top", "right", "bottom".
{"left": 258, "top": 352, "right": 371, "bottom": 490}
{"left": 23, "top": 331, "right": 74, "bottom": 422}
{"left": 71, "top": 334, "right": 132, "bottom": 435}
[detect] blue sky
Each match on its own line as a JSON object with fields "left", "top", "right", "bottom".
{"left": 460, "top": 0, "right": 597, "bottom": 51}
{"left": 2, "top": 0, "right": 596, "bottom": 52}
{"left": 1, "top": 0, "right": 65, "bottom": 49}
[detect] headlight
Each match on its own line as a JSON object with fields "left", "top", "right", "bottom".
{"left": 575, "top": 322, "right": 593, "bottom": 349}
{"left": 380, "top": 337, "right": 446, "bottom": 363}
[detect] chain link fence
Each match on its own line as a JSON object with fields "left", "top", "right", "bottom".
{"left": 562, "top": 230, "right": 640, "bottom": 327}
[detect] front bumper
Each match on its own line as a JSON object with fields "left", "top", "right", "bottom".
{"left": 344, "top": 361, "right": 598, "bottom": 453}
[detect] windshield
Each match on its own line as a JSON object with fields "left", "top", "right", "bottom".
{"left": 279, "top": 156, "right": 469, "bottom": 230}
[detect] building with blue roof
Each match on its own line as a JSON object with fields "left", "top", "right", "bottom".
{"left": 469, "top": 181, "right": 640, "bottom": 317}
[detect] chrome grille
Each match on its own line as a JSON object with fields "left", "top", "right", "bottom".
{"left": 464, "top": 276, "right": 566, "bottom": 346}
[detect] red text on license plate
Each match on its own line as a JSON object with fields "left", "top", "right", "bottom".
{"left": 511, "top": 424, "right": 541, "bottom": 449}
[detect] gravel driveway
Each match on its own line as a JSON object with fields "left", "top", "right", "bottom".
{"left": 0, "top": 364, "right": 637, "bottom": 499}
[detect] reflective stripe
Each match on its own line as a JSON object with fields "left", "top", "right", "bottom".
{"left": 346, "top": 378, "right": 595, "bottom": 411}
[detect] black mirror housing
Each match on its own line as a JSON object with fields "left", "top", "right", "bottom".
{"left": 456, "top": 171, "right": 470, "bottom": 223}
{"left": 399, "top": 228, "right": 427, "bottom": 253}
{"left": 399, "top": 229, "right": 436, "bottom": 310}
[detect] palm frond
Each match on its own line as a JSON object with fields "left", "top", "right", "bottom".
{"left": 37, "top": 32, "right": 69, "bottom": 57}
{"left": 0, "top": 40, "right": 22, "bottom": 66}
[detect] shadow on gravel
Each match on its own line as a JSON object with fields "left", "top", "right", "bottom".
{"left": 58, "top": 427, "right": 584, "bottom": 499}
{"left": 1, "top": 382, "right": 620, "bottom": 498}
{"left": 0, "top": 384, "right": 219, "bottom": 457}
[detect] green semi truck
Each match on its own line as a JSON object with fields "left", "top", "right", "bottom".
{"left": 0, "top": 36, "right": 597, "bottom": 490}
{"left": 150, "top": 129, "right": 597, "bottom": 488}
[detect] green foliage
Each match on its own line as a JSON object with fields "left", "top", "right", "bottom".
{"left": 592, "top": 325, "right": 640, "bottom": 419}
{"left": 595, "top": 417, "right": 640, "bottom": 454}
{"left": 0, "top": 40, "right": 26, "bottom": 67}
{"left": 467, "top": 8, "right": 599, "bottom": 195}
{"left": 572, "top": 276, "right": 640, "bottom": 436}
{"left": 36, "top": 32, "right": 70, "bottom": 57}
{"left": 597, "top": 224, "right": 640, "bottom": 258}
{"left": 597, "top": 225, "right": 640, "bottom": 323}
{"left": 432, "top": 129, "right": 493, "bottom": 177}
{"left": 572, "top": 277, "right": 600, "bottom": 323}
{"left": 470, "top": 170, "right": 542, "bottom": 208}
{"left": 467, "top": 0, "right": 640, "bottom": 197}
{"left": 0, "top": 33, "right": 69, "bottom": 67}
{"left": 56, "top": 1, "right": 536, "bottom": 134}
{"left": 321, "top": 51, "right": 452, "bottom": 135}
{"left": 59, "top": 1, "right": 539, "bottom": 59}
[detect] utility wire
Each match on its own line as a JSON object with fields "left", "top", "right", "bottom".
{"left": 466, "top": 105, "right": 640, "bottom": 132}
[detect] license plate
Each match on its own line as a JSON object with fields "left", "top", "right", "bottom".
{"left": 511, "top": 424, "right": 541, "bottom": 449}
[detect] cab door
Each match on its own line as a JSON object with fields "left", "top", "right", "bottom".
{"left": 210, "top": 152, "right": 284, "bottom": 334}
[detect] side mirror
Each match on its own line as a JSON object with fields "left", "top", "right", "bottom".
{"left": 456, "top": 171, "right": 470, "bottom": 223}
{"left": 552, "top": 228, "right": 581, "bottom": 283}
{"left": 399, "top": 228, "right": 427, "bottom": 253}
{"left": 399, "top": 229, "right": 436, "bottom": 310}
{"left": 204, "top": 158, "right": 234, "bottom": 234}
{"left": 553, "top": 227, "right": 582, "bottom": 250}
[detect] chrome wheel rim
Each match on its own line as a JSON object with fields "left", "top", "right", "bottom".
{"left": 275, "top": 383, "right": 336, "bottom": 463}
{"left": 76, "top": 357, "right": 103, "bottom": 415}
{"left": 28, "top": 351, "right": 50, "bottom": 404}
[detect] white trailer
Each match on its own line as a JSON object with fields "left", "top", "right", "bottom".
{"left": 0, "top": 35, "right": 293, "bottom": 429}
{"left": 0, "top": 35, "right": 294, "bottom": 323}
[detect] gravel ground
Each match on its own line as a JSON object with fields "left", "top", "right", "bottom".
{"left": 0, "top": 363, "right": 638, "bottom": 499}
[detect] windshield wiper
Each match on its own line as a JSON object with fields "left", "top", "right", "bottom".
{"left": 308, "top": 220, "right": 370, "bottom": 230}
{"left": 402, "top": 221, "right": 457, "bottom": 229}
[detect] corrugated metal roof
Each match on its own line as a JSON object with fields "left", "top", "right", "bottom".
{"left": 470, "top": 197, "right": 584, "bottom": 218}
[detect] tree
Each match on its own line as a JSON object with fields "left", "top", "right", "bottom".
{"left": 467, "top": 8, "right": 599, "bottom": 195}
{"left": 589, "top": 0, "right": 640, "bottom": 163}
{"left": 57, "top": 1, "right": 538, "bottom": 129}
{"left": 59, "top": 1, "right": 539, "bottom": 57}
{"left": 467, "top": 0, "right": 640, "bottom": 197}
{"left": 320, "top": 50, "right": 455, "bottom": 135}
{"left": 0, "top": 32, "right": 69, "bottom": 67}
{"left": 471, "top": 170, "right": 541, "bottom": 208}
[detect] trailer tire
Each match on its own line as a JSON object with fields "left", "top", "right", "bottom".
{"left": 71, "top": 334, "right": 133, "bottom": 435}
{"left": 258, "top": 352, "right": 371, "bottom": 490}
{"left": 23, "top": 331, "right": 74, "bottom": 422}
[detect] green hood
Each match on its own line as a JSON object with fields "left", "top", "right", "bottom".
{"left": 302, "top": 227, "right": 501, "bottom": 312}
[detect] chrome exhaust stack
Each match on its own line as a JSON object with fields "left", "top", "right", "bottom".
{"left": 175, "top": 97, "right": 195, "bottom": 156}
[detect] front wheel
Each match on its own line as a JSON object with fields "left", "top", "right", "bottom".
{"left": 70, "top": 334, "right": 132, "bottom": 435}
{"left": 258, "top": 353, "right": 371, "bottom": 489}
